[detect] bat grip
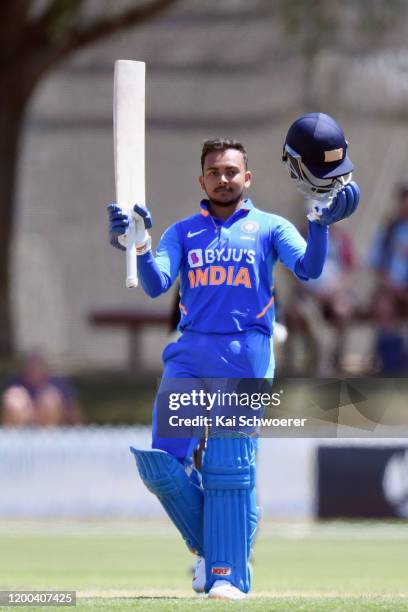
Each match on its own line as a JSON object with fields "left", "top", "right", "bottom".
{"left": 126, "top": 216, "right": 138, "bottom": 288}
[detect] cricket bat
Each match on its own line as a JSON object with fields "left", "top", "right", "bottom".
{"left": 113, "top": 60, "right": 146, "bottom": 288}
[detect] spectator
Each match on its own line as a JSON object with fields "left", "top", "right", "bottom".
{"left": 369, "top": 179, "right": 408, "bottom": 374}
{"left": 1, "top": 352, "right": 83, "bottom": 427}
{"left": 372, "top": 292, "right": 407, "bottom": 375}
{"left": 284, "top": 223, "right": 357, "bottom": 375}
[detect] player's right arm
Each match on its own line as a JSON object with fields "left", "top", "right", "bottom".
{"left": 107, "top": 203, "right": 182, "bottom": 297}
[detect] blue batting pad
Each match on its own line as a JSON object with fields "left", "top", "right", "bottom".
{"left": 130, "top": 447, "right": 204, "bottom": 556}
{"left": 202, "top": 434, "right": 258, "bottom": 594}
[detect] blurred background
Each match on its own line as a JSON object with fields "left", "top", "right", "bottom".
{"left": 1, "top": 0, "right": 408, "bottom": 589}
{"left": 1, "top": 0, "right": 408, "bottom": 378}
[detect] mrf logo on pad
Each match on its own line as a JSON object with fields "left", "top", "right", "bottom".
{"left": 212, "top": 566, "right": 231, "bottom": 576}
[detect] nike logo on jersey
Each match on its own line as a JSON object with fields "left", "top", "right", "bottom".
{"left": 187, "top": 229, "right": 207, "bottom": 238}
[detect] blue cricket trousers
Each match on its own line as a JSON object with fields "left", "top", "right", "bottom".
{"left": 151, "top": 330, "right": 275, "bottom": 459}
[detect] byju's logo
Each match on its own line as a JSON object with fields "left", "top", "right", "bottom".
{"left": 188, "top": 249, "right": 203, "bottom": 268}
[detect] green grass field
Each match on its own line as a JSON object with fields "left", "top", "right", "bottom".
{"left": 1, "top": 520, "right": 408, "bottom": 611}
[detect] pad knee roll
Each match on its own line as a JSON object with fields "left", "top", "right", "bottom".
{"left": 130, "top": 447, "right": 204, "bottom": 556}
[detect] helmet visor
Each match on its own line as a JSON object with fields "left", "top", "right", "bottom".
{"left": 283, "top": 144, "right": 352, "bottom": 199}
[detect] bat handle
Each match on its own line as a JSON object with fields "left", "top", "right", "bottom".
{"left": 126, "top": 217, "right": 138, "bottom": 288}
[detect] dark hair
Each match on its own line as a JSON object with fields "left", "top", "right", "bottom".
{"left": 201, "top": 137, "right": 248, "bottom": 171}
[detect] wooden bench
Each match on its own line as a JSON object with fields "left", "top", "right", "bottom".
{"left": 89, "top": 305, "right": 378, "bottom": 374}
{"left": 89, "top": 308, "right": 171, "bottom": 371}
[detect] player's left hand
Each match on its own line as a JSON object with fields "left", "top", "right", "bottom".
{"left": 313, "top": 182, "right": 360, "bottom": 226}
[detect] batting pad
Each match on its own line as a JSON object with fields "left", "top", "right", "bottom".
{"left": 130, "top": 447, "right": 204, "bottom": 555}
{"left": 202, "top": 434, "right": 258, "bottom": 594}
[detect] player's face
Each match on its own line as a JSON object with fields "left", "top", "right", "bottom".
{"left": 199, "top": 149, "right": 252, "bottom": 207}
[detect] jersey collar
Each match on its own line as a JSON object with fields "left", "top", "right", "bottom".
{"left": 199, "top": 198, "right": 254, "bottom": 217}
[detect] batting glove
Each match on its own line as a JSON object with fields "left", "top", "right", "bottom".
{"left": 311, "top": 182, "right": 360, "bottom": 226}
{"left": 107, "top": 203, "right": 153, "bottom": 253}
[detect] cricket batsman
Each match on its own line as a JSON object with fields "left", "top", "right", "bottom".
{"left": 107, "top": 113, "right": 360, "bottom": 599}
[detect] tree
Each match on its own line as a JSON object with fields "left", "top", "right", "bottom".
{"left": 0, "top": 0, "right": 179, "bottom": 358}
{"left": 270, "top": 0, "right": 407, "bottom": 108}
{"left": 274, "top": 0, "right": 406, "bottom": 108}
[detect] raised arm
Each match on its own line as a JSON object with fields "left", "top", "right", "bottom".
{"left": 294, "top": 221, "right": 328, "bottom": 280}
{"left": 273, "top": 217, "right": 327, "bottom": 280}
{"left": 107, "top": 203, "right": 182, "bottom": 297}
{"left": 274, "top": 183, "right": 360, "bottom": 280}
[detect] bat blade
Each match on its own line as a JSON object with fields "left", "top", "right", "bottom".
{"left": 113, "top": 60, "right": 146, "bottom": 288}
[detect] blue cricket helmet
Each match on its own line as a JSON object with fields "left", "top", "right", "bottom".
{"left": 282, "top": 113, "right": 354, "bottom": 200}
{"left": 283, "top": 112, "right": 353, "bottom": 179}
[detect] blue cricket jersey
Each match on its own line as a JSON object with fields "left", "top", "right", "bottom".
{"left": 137, "top": 198, "right": 327, "bottom": 336}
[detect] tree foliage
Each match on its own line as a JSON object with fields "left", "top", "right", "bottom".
{"left": 0, "top": 0, "right": 179, "bottom": 358}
